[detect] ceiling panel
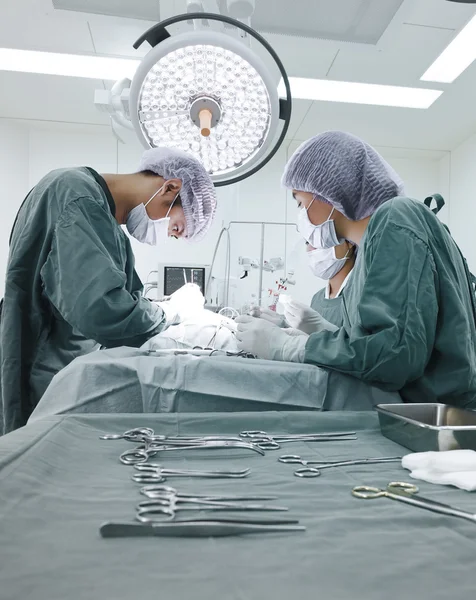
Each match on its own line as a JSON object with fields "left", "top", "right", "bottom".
{"left": 403, "top": 0, "right": 476, "bottom": 28}
{"left": 257, "top": 33, "right": 342, "bottom": 79}
{"left": 328, "top": 23, "right": 454, "bottom": 84}
{"left": 0, "top": 0, "right": 93, "bottom": 54}
{"left": 88, "top": 19, "right": 157, "bottom": 58}
{"left": 0, "top": 71, "right": 109, "bottom": 125}
{"left": 285, "top": 99, "right": 314, "bottom": 140}
{"left": 252, "top": 0, "right": 404, "bottom": 44}
{"left": 293, "top": 58, "right": 476, "bottom": 151}
{"left": 52, "top": 0, "right": 161, "bottom": 21}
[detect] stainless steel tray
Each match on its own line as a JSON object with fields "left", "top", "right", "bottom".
{"left": 375, "top": 403, "right": 476, "bottom": 452}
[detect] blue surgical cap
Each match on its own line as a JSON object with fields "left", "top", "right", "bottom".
{"left": 282, "top": 131, "right": 405, "bottom": 220}
{"left": 139, "top": 147, "right": 217, "bottom": 242}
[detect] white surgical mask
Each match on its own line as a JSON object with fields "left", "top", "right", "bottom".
{"left": 307, "top": 246, "right": 351, "bottom": 280}
{"left": 126, "top": 184, "right": 177, "bottom": 246}
{"left": 297, "top": 200, "right": 341, "bottom": 249}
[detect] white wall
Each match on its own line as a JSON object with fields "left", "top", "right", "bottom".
{"left": 0, "top": 120, "right": 30, "bottom": 292}
{"left": 447, "top": 133, "right": 476, "bottom": 272}
{"left": 0, "top": 121, "right": 448, "bottom": 307}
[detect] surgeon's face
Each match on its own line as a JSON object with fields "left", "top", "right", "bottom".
{"left": 293, "top": 190, "right": 336, "bottom": 226}
{"left": 146, "top": 178, "right": 187, "bottom": 238}
{"left": 167, "top": 200, "right": 187, "bottom": 239}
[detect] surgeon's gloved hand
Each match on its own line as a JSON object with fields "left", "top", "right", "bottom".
{"left": 283, "top": 327, "right": 308, "bottom": 337}
{"left": 158, "top": 283, "right": 205, "bottom": 326}
{"left": 235, "top": 316, "right": 307, "bottom": 362}
{"left": 282, "top": 297, "right": 338, "bottom": 335}
{"left": 250, "top": 306, "right": 287, "bottom": 328}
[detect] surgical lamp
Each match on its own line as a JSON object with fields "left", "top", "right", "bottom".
{"left": 95, "top": 11, "right": 292, "bottom": 186}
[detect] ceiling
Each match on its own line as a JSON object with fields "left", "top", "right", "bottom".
{"left": 0, "top": 0, "right": 476, "bottom": 153}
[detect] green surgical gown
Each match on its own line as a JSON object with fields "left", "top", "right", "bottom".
{"left": 305, "top": 197, "right": 476, "bottom": 408}
{"left": 311, "top": 288, "right": 345, "bottom": 328}
{"left": 0, "top": 167, "right": 165, "bottom": 434}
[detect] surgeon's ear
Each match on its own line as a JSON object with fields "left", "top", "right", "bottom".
{"left": 163, "top": 178, "right": 182, "bottom": 195}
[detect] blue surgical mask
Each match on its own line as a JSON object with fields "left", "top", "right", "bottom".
{"left": 126, "top": 185, "right": 177, "bottom": 246}
{"left": 297, "top": 200, "right": 341, "bottom": 249}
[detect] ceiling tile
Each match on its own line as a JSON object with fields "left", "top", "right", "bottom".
{"left": 252, "top": 0, "right": 404, "bottom": 44}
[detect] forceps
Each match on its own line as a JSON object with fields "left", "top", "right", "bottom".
{"left": 101, "top": 428, "right": 257, "bottom": 445}
{"left": 100, "top": 519, "right": 305, "bottom": 538}
{"left": 120, "top": 440, "right": 265, "bottom": 465}
{"left": 279, "top": 455, "right": 402, "bottom": 477}
{"left": 140, "top": 485, "right": 278, "bottom": 501}
{"left": 100, "top": 428, "right": 156, "bottom": 442}
{"left": 240, "top": 430, "right": 357, "bottom": 450}
{"left": 135, "top": 485, "right": 289, "bottom": 522}
{"left": 352, "top": 481, "right": 476, "bottom": 524}
{"left": 132, "top": 463, "right": 250, "bottom": 483}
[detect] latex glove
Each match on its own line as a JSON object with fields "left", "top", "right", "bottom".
{"left": 250, "top": 306, "right": 287, "bottom": 328}
{"left": 235, "top": 315, "right": 307, "bottom": 362}
{"left": 158, "top": 283, "right": 205, "bottom": 326}
{"left": 282, "top": 297, "right": 338, "bottom": 335}
{"left": 283, "top": 327, "right": 309, "bottom": 338}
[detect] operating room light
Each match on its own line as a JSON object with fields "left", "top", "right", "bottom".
{"left": 96, "top": 11, "right": 292, "bottom": 186}
{"left": 279, "top": 77, "right": 443, "bottom": 109}
{"left": 136, "top": 44, "right": 272, "bottom": 176}
{"left": 0, "top": 47, "right": 139, "bottom": 80}
{"left": 421, "top": 13, "right": 476, "bottom": 83}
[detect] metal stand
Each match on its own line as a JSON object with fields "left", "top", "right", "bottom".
{"left": 225, "top": 221, "right": 296, "bottom": 306}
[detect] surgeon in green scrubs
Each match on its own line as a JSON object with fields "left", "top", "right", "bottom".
{"left": 236, "top": 131, "right": 476, "bottom": 409}
{"left": 283, "top": 241, "right": 356, "bottom": 332}
{"left": 0, "top": 147, "right": 217, "bottom": 434}
{"left": 308, "top": 242, "right": 355, "bottom": 328}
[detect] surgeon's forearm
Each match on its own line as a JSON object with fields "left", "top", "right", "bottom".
{"left": 80, "top": 296, "right": 168, "bottom": 349}
{"left": 303, "top": 328, "right": 427, "bottom": 390}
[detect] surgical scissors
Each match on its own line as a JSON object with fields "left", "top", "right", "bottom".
{"left": 352, "top": 481, "right": 476, "bottom": 524}
{"left": 279, "top": 455, "right": 402, "bottom": 477}
{"left": 240, "top": 430, "right": 357, "bottom": 450}
{"left": 120, "top": 440, "right": 265, "bottom": 465}
{"left": 135, "top": 485, "right": 289, "bottom": 522}
{"left": 132, "top": 463, "right": 250, "bottom": 483}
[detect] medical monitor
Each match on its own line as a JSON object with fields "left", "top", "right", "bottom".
{"left": 157, "top": 263, "right": 209, "bottom": 298}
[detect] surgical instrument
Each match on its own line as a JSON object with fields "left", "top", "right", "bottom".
{"left": 240, "top": 430, "right": 357, "bottom": 450}
{"left": 100, "top": 520, "right": 305, "bottom": 538}
{"left": 279, "top": 455, "right": 402, "bottom": 477}
{"left": 132, "top": 464, "right": 250, "bottom": 483}
{"left": 352, "top": 481, "right": 476, "bottom": 524}
{"left": 101, "top": 428, "right": 251, "bottom": 445}
{"left": 139, "top": 485, "right": 278, "bottom": 501}
{"left": 100, "top": 427, "right": 156, "bottom": 442}
{"left": 119, "top": 440, "right": 265, "bottom": 465}
{"left": 135, "top": 486, "right": 289, "bottom": 522}
{"left": 136, "top": 498, "right": 289, "bottom": 523}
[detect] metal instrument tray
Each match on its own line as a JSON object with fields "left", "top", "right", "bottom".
{"left": 375, "top": 403, "right": 476, "bottom": 452}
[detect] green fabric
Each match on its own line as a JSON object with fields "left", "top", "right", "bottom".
{"left": 305, "top": 197, "right": 476, "bottom": 408}
{"left": 310, "top": 288, "right": 345, "bottom": 328}
{"left": 0, "top": 167, "right": 165, "bottom": 434}
{"left": 29, "top": 347, "right": 401, "bottom": 420}
{"left": 1, "top": 411, "right": 475, "bottom": 600}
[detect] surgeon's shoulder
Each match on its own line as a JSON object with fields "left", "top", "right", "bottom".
{"left": 42, "top": 167, "right": 105, "bottom": 204}
{"left": 367, "top": 197, "right": 431, "bottom": 242}
{"left": 310, "top": 288, "right": 325, "bottom": 311}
